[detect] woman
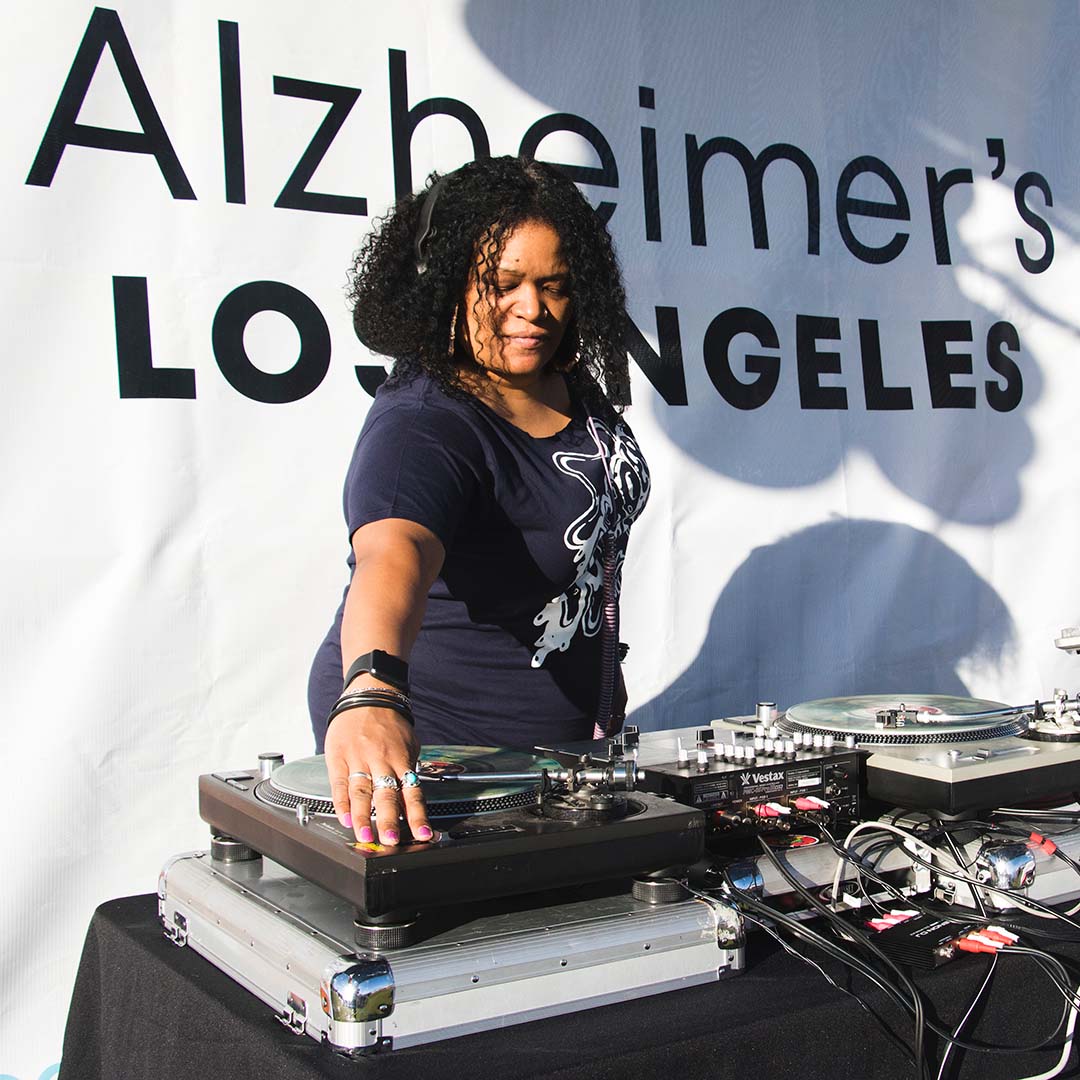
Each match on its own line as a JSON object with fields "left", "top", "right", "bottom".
{"left": 308, "top": 156, "right": 650, "bottom": 846}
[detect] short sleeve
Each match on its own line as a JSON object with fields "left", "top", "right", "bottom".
{"left": 343, "top": 400, "right": 485, "bottom": 548}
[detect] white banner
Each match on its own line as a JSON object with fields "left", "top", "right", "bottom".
{"left": 3, "top": 2, "right": 1080, "bottom": 1074}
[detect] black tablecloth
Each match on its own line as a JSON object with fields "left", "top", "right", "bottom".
{"left": 58, "top": 894, "right": 1080, "bottom": 1080}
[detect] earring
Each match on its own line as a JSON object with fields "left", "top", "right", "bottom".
{"left": 448, "top": 307, "right": 459, "bottom": 356}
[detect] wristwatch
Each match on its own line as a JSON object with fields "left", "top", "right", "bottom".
{"left": 344, "top": 650, "right": 410, "bottom": 694}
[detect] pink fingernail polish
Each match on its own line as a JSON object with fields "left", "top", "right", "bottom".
{"left": 358, "top": 826, "right": 374, "bottom": 843}
{"left": 383, "top": 829, "right": 399, "bottom": 844}
{"left": 416, "top": 826, "right": 433, "bottom": 840}
{"left": 342, "top": 813, "right": 353, "bottom": 829}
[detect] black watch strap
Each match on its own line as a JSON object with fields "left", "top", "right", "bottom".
{"left": 344, "top": 650, "right": 410, "bottom": 694}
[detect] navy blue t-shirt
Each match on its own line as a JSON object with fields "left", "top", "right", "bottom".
{"left": 308, "top": 373, "right": 650, "bottom": 752}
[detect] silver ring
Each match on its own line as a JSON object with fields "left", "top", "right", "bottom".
{"left": 348, "top": 770, "right": 371, "bottom": 780}
{"left": 401, "top": 770, "right": 420, "bottom": 788}
{"left": 374, "top": 774, "right": 400, "bottom": 791}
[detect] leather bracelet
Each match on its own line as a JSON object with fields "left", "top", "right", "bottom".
{"left": 335, "top": 687, "right": 412, "bottom": 710}
{"left": 327, "top": 694, "right": 415, "bottom": 729}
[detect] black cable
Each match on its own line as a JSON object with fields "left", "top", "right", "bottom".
{"left": 718, "top": 871, "right": 919, "bottom": 1016}
{"left": 819, "top": 816, "right": 1080, "bottom": 936}
{"left": 719, "top": 861, "right": 1077, "bottom": 1057}
{"left": 751, "top": 830, "right": 1079, "bottom": 1055}
{"left": 1004, "top": 946, "right": 1080, "bottom": 1008}
{"left": 994, "top": 807, "right": 1080, "bottom": 822}
{"left": 940, "top": 827, "right": 987, "bottom": 917}
{"left": 732, "top": 902, "right": 922, "bottom": 1068}
{"left": 987, "top": 819, "right": 1080, "bottom": 897}
{"left": 754, "top": 836, "right": 932, "bottom": 1080}
{"left": 811, "top": 819, "right": 928, "bottom": 910}
{"left": 816, "top": 819, "right": 1080, "bottom": 946}
{"left": 737, "top": 905, "right": 918, "bottom": 1063}
{"left": 846, "top": 836, "right": 897, "bottom": 914}
{"left": 901, "top": 845, "right": 1080, "bottom": 932}
{"left": 935, "top": 954, "right": 996, "bottom": 1080}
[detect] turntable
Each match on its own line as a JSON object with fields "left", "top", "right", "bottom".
{"left": 197, "top": 746, "right": 706, "bottom": 944}
{"left": 777, "top": 693, "right": 1080, "bottom": 813}
{"left": 159, "top": 746, "right": 743, "bottom": 1053}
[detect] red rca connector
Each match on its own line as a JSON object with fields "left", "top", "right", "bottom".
{"left": 865, "top": 911, "right": 917, "bottom": 932}
{"left": 983, "top": 925, "right": 1019, "bottom": 944}
{"left": 793, "top": 796, "right": 829, "bottom": 811}
{"left": 1029, "top": 831, "right": 1058, "bottom": 855}
{"left": 752, "top": 804, "right": 780, "bottom": 819}
{"left": 957, "top": 938, "right": 998, "bottom": 955}
{"left": 966, "top": 933, "right": 1005, "bottom": 950}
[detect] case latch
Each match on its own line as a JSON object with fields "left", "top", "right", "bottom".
{"left": 277, "top": 992, "right": 307, "bottom": 1035}
{"left": 164, "top": 911, "right": 188, "bottom": 947}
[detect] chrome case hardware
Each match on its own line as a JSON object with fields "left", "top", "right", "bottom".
{"left": 158, "top": 851, "right": 205, "bottom": 945}
{"left": 974, "top": 840, "right": 1037, "bottom": 894}
{"left": 723, "top": 860, "right": 765, "bottom": 900}
{"left": 321, "top": 956, "right": 396, "bottom": 1052}
{"left": 164, "top": 911, "right": 188, "bottom": 947}
{"left": 324, "top": 957, "right": 395, "bottom": 1021}
{"left": 707, "top": 895, "right": 745, "bottom": 964}
{"left": 277, "top": 991, "right": 308, "bottom": 1035}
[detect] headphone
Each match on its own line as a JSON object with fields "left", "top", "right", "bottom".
{"left": 413, "top": 176, "right": 448, "bottom": 274}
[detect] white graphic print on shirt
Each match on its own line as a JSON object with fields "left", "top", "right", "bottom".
{"left": 530, "top": 418, "right": 650, "bottom": 667}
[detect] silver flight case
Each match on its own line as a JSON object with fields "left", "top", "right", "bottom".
{"left": 158, "top": 851, "right": 744, "bottom": 1053}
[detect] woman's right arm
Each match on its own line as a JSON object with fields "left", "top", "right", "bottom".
{"left": 325, "top": 517, "right": 445, "bottom": 846}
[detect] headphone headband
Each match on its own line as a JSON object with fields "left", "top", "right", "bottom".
{"left": 414, "top": 176, "right": 448, "bottom": 274}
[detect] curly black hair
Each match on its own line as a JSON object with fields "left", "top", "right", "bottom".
{"left": 347, "top": 156, "right": 629, "bottom": 415}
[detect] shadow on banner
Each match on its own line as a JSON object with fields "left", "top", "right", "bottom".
{"left": 460, "top": 0, "right": 1075, "bottom": 527}
{"left": 629, "top": 519, "right": 1015, "bottom": 731}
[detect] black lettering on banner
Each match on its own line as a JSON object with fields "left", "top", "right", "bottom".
{"left": 859, "top": 319, "right": 913, "bottom": 410}
{"left": 519, "top": 114, "right": 618, "bottom": 225}
{"left": 985, "top": 321, "right": 1023, "bottom": 412}
{"left": 796, "top": 315, "right": 847, "bottom": 410}
{"left": 835, "top": 156, "right": 910, "bottom": 264}
{"left": 639, "top": 86, "right": 661, "bottom": 241}
{"left": 114, "top": 276, "right": 196, "bottom": 399}
{"left": 273, "top": 77, "right": 367, "bottom": 216}
{"left": 389, "top": 48, "right": 490, "bottom": 199}
{"left": 922, "top": 320, "right": 976, "bottom": 409}
{"left": 219, "top": 21, "right": 245, "bottom": 205}
{"left": 354, "top": 364, "right": 388, "bottom": 396}
{"left": 702, "top": 307, "right": 781, "bottom": 410}
{"left": 26, "top": 7, "right": 195, "bottom": 198}
{"left": 1014, "top": 172, "right": 1054, "bottom": 274}
{"left": 686, "top": 137, "right": 820, "bottom": 253}
{"left": 926, "top": 167, "right": 973, "bottom": 265}
{"left": 986, "top": 138, "right": 1006, "bottom": 180}
{"left": 624, "top": 307, "right": 687, "bottom": 405}
{"left": 212, "top": 282, "right": 331, "bottom": 403}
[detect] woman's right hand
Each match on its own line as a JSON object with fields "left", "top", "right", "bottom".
{"left": 332, "top": 516, "right": 445, "bottom": 845}
{"left": 324, "top": 705, "right": 433, "bottom": 846}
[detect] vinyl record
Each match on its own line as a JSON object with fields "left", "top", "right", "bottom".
{"left": 782, "top": 694, "right": 1025, "bottom": 745}
{"left": 257, "top": 746, "right": 562, "bottom": 818}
